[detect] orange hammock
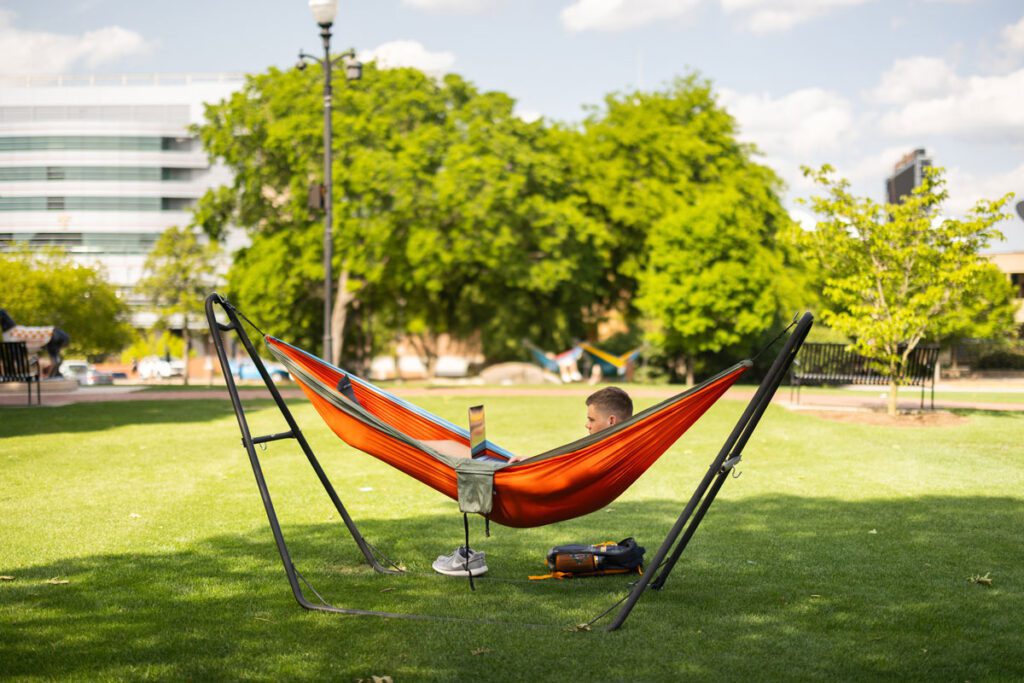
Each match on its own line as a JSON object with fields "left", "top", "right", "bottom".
{"left": 266, "top": 337, "right": 749, "bottom": 528}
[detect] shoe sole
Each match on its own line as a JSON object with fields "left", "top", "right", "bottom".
{"left": 432, "top": 563, "right": 488, "bottom": 577}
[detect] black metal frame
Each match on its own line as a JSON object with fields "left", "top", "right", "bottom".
{"left": 207, "top": 293, "right": 812, "bottom": 631}
{"left": 206, "top": 294, "right": 410, "bottom": 620}
{"left": 605, "top": 312, "right": 813, "bottom": 630}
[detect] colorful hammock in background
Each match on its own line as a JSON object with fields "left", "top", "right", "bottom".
{"left": 580, "top": 342, "right": 643, "bottom": 377}
{"left": 523, "top": 340, "right": 583, "bottom": 382}
{"left": 266, "top": 336, "right": 748, "bottom": 528}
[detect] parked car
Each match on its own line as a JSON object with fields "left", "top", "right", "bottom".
{"left": 59, "top": 361, "right": 115, "bottom": 386}
{"left": 229, "top": 358, "right": 291, "bottom": 383}
{"left": 137, "top": 356, "right": 185, "bottom": 380}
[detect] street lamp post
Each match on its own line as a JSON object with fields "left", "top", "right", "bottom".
{"left": 298, "top": 0, "right": 362, "bottom": 362}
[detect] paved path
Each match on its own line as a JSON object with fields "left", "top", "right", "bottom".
{"left": 2, "top": 382, "right": 1023, "bottom": 412}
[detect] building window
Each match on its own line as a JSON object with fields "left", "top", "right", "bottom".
{"left": 161, "top": 137, "right": 193, "bottom": 152}
{"left": 161, "top": 167, "right": 192, "bottom": 181}
{"left": 0, "top": 136, "right": 195, "bottom": 152}
{"left": 0, "top": 166, "right": 191, "bottom": 181}
{"left": 161, "top": 197, "right": 194, "bottom": 210}
{"left": 0, "top": 231, "right": 162, "bottom": 255}
{"left": 1012, "top": 273, "right": 1024, "bottom": 299}
{"left": 0, "top": 196, "right": 193, "bottom": 211}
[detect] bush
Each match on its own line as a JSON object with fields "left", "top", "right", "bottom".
{"left": 975, "top": 349, "right": 1024, "bottom": 370}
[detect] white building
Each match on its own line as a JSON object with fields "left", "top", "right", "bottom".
{"left": 0, "top": 73, "right": 245, "bottom": 327}
{"left": 989, "top": 251, "right": 1024, "bottom": 325}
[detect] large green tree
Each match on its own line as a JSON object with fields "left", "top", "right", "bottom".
{"left": 1, "top": 248, "right": 132, "bottom": 359}
{"left": 136, "top": 226, "right": 222, "bottom": 385}
{"left": 800, "top": 165, "right": 1013, "bottom": 414}
{"left": 580, "top": 76, "right": 803, "bottom": 383}
{"left": 194, "top": 64, "right": 604, "bottom": 368}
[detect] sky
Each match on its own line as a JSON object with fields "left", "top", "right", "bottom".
{"left": 2, "top": 0, "right": 1023, "bottom": 250}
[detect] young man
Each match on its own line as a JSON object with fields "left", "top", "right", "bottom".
{"left": 584, "top": 386, "right": 633, "bottom": 435}
{"left": 430, "top": 386, "right": 634, "bottom": 576}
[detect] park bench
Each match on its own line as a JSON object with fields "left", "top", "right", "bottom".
{"left": 0, "top": 341, "right": 41, "bottom": 405}
{"left": 790, "top": 342, "right": 939, "bottom": 409}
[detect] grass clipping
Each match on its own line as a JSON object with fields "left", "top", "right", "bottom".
{"left": 968, "top": 572, "right": 993, "bottom": 587}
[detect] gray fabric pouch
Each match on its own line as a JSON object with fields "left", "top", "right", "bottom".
{"left": 454, "top": 459, "right": 496, "bottom": 515}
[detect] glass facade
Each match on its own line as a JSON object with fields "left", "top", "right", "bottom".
{"left": 0, "top": 231, "right": 162, "bottom": 255}
{"left": 0, "top": 196, "right": 195, "bottom": 211}
{"left": 0, "top": 136, "right": 193, "bottom": 152}
{"left": 0, "top": 166, "right": 192, "bottom": 181}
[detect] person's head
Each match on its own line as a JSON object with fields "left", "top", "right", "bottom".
{"left": 585, "top": 386, "right": 633, "bottom": 434}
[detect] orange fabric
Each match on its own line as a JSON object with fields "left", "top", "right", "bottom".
{"left": 268, "top": 337, "right": 747, "bottom": 528}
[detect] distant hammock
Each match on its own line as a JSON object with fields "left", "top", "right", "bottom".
{"left": 579, "top": 342, "right": 643, "bottom": 377}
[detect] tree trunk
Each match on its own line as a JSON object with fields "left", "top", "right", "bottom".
{"left": 887, "top": 381, "right": 899, "bottom": 416}
{"left": 684, "top": 355, "right": 695, "bottom": 386}
{"left": 331, "top": 266, "right": 355, "bottom": 367}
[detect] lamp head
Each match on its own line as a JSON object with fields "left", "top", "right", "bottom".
{"left": 344, "top": 58, "right": 363, "bottom": 81}
{"left": 308, "top": 0, "right": 338, "bottom": 27}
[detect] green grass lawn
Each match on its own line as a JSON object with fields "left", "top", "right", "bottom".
{"left": 137, "top": 380, "right": 1024, "bottom": 407}
{"left": 791, "top": 385, "right": 1024, "bottom": 405}
{"left": 1, "top": 392, "right": 1022, "bottom": 681}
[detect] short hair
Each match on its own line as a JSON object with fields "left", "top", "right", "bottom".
{"left": 586, "top": 386, "right": 633, "bottom": 422}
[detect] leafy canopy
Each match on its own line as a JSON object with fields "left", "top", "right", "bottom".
{"left": 580, "top": 77, "right": 803, "bottom": 377}
{"left": 136, "top": 225, "right": 222, "bottom": 326}
{"left": 194, "top": 64, "right": 612, "bottom": 362}
{"left": 1, "top": 248, "right": 132, "bottom": 357}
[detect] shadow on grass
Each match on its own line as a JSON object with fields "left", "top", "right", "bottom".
{"left": 2, "top": 495, "right": 1022, "bottom": 680}
{"left": 0, "top": 398, "right": 274, "bottom": 438}
{"left": 945, "top": 407, "right": 1024, "bottom": 420}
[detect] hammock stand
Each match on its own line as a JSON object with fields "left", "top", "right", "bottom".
{"left": 206, "top": 293, "right": 812, "bottom": 631}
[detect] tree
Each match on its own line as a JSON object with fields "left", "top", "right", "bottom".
{"left": 932, "top": 262, "right": 1019, "bottom": 372}
{"left": 194, "top": 64, "right": 604, "bottom": 368}
{"left": 1, "top": 248, "right": 133, "bottom": 358}
{"left": 800, "top": 165, "right": 1013, "bottom": 414}
{"left": 136, "top": 226, "right": 222, "bottom": 385}
{"left": 579, "top": 76, "right": 804, "bottom": 383}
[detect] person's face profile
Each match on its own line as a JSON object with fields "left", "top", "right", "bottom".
{"left": 586, "top": 404, "right": 616, "bottom": 434}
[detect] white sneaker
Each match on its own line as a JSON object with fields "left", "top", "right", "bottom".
{"left": 432, "top": 546, "right": 488, "bottom": 577}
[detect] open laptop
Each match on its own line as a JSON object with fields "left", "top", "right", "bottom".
{"left": 468, "top": 405, "right": 486, "bottom": 458}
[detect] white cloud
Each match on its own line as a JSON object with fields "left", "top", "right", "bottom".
{"left": 720, "top": 87, "right": 855, "bottom": 158}
{"left": 1002, "top": 15, "right": 1024, "bottom": 54}
{"left": 718, "top": 87, "right": 856, "bottom": 193}
{"left": 880, "top": 68, "right": 1024, "bottom": 141}
{"left": 560, "top": 0, "right": 700, "bottom": 33}
{"left": 358, "top": 40, "right": 456, "bottom": 77}
{"left": 0, "top": 9, "right": 151, "bottom": 75}
{"left": 867, "top": 56, "right": 961, "bottom": 104}
{"left": 945, "top": 163, "right": 1024, "bottom": 217}
{"left": 401, "top": 0, "right": 498, "bottom": 11}
{"left": 720, "top": 0, "right": 874, "bottom": 34}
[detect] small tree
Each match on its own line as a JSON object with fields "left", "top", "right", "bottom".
{"left": 932, "top": 263, "right": 1019, "bottom": 371}
{"left": 137, "top": 226, "right": 221, "bottom": 385}
{"left": 800, "top": 165, "right": 1013, "bottom": 415}
{"left": 1, "top": 247, "right": 133, "bottom": 358}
